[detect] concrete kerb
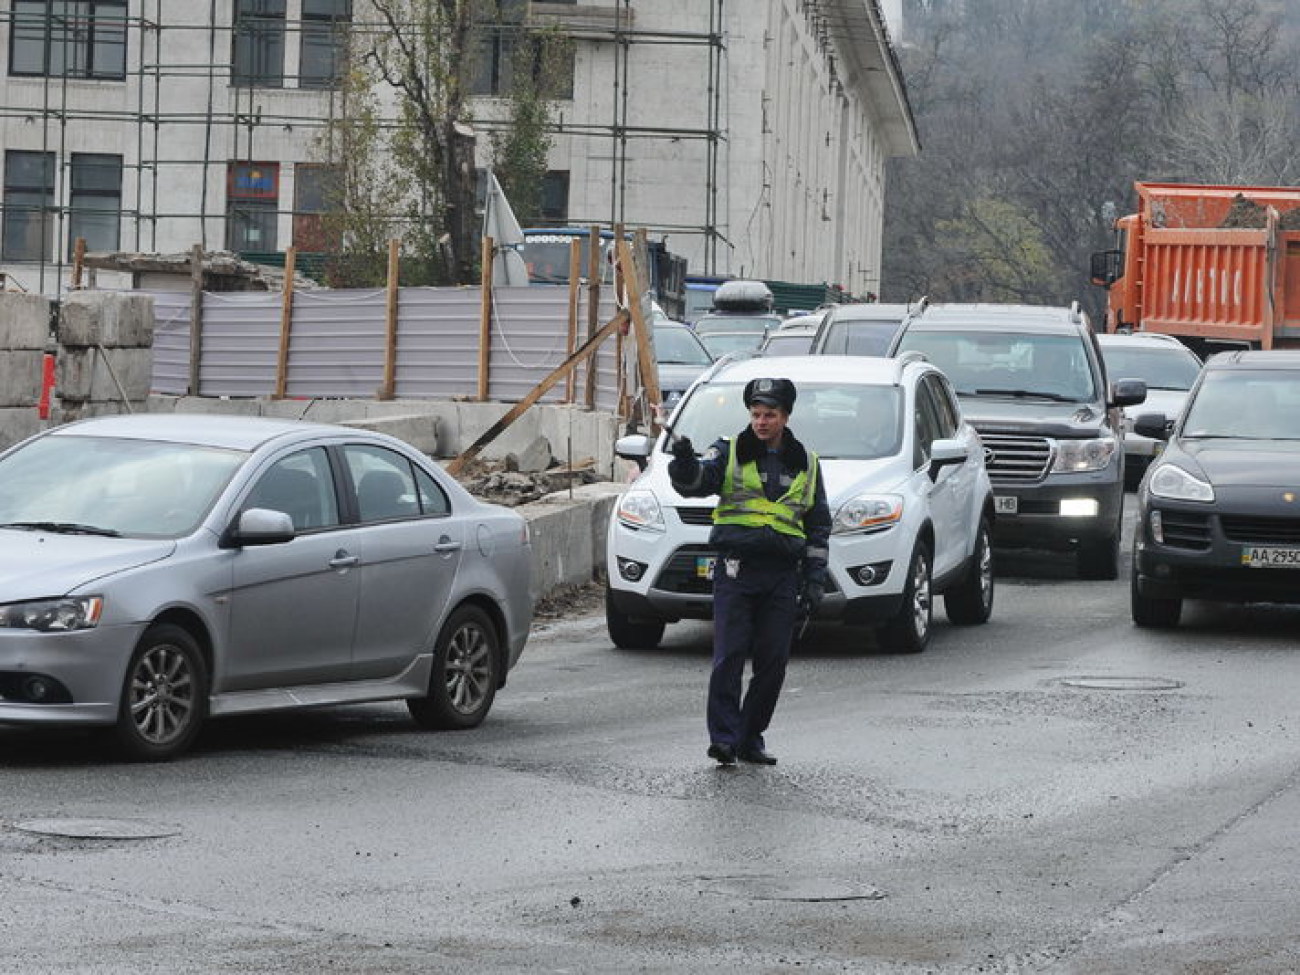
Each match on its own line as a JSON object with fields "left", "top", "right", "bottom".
{"left": 521, "top": 480, "right": 626, "bottom": 603}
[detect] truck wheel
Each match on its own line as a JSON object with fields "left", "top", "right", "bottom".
{"left": 879, "top": 541, "right": 932, "bottom": 653}
{"left": 944, "top": 519, "right": 994, "bottom": 625}
{"left": 1077, "top": 531, "right": 1120, "bottom": 580}
{"left": 1131, "top": 569, "right": 1181, "bottom": 628}
{"left": 605, "top": 587, "right": 665, "bottom": 649}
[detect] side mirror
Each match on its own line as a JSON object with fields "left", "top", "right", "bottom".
{"left": 1090, "top": 249, "right": 1121, "bottom": 287}
{"left": 221, "top": 507, "right": 296, "bottom": 549}
{"left": 928, "top": 437, "right": 969, "bottom": 481}
{"left": 1132, "top": 413, "right": 1171, "bottom": 441}
{"left": 614, "top": 433, "right": 655, "bottom": 472}
{"left": 1110, "top": 377, "right": 1147, "bottom": 408}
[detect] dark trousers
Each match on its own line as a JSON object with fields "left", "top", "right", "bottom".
{"left": 708, "top": 560, "right": 799, "bottom": 750}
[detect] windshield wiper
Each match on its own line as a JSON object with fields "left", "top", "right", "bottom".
{"left": 973, "top": 388, "right": 1077, "bottom": 403}
{"left": 0, "top": 521, "right": 122, "bottom": 537}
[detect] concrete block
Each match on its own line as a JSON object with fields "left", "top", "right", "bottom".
{"left": 0, "top": 406, "right": 42, "bottom": 452}
{"left": 505, "top": 435, "right": 553, "bottom": 473}
{"left": 0, "top": 294, "right": 52, "bottom": 350}
{"left": 58, "top": 291, "right": 155, "bottom": 348}
{"left": 521, "top": 492, "right": 618, "bottom": 601}
{"left": 343, "top": 413, "right": 441, "bottom": 456}
{"left": 171, "top": 396, "right": 262, "bottom": 416}
{"left": 57, "top": 347, "right": 153, "bottom": 404}
{"left": 0, "top": 350, "right": 43, "bottom": 406}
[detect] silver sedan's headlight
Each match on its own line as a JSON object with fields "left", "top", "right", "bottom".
{"left": 1148, "top": 463, "right": 1214, "bottom": 503}
{"left": 0, "top": 596, "right": 104, "bottom": 632}
{"left": 833, "top": 494, "right": 903, "bottom": 534}
{"left": 616, "top": 490, "right": 666, "bottom": 532}
{"left": 1052, "top": 437, "right": 1117, "bottom": 473}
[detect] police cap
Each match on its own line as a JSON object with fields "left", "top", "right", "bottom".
{"left": 743, "top": 377, "right": 796, "bottom": 412}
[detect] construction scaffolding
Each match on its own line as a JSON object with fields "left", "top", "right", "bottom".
{"left": 0, "top": 0, "right": 729, "bottom": 296}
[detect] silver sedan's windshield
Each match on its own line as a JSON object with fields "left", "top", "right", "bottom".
{"left": 1181, "top": 371, "right": 1300, "bottom": 440}
{"left": 671, "top": 382, "right": 903, "bottom": 460}
{"left": 0, "top": 436, "right": 248, "bottom": 539}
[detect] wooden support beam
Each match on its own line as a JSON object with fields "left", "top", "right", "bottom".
{"left": 70, "top": 237, "right": 85, "bottom": 290}
{"left": 478, "top": 235, "right": 495, "bottom": 401}
{"left": 379, "top": 239, "right": 400, "bottom": 399}
{"left": 584, "top": 225, "right": 601, "bottom": 408}
{"left": 565, "top": 237, "right": 581, "bottom": 403}
{"left": 618, "top": 235, "right": 662, "bottom": 433}
{"left": 273, "top": 246, "right": 297, "bottom": 399}
{"left": 187, "top": 243, "right": 204, "bottom": 396}
{"left": 447, "top": 309, "right": 627, "bottom": 477}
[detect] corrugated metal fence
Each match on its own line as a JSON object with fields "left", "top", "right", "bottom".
{"left": 148, "top": 285, "right": 623, "bottom": 411}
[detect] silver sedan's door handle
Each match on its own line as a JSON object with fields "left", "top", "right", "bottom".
{"left": 329, "top": 551, "right": 360, "bottom": 569}
{"left": 434, "top": 537, "right": 462, "bottom": 554}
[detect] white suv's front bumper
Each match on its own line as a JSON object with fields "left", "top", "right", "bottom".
{"left": 606, "top": 501, "right": 915, "bottom": 625}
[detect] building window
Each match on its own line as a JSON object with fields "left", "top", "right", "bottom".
{"left": 9, "top": 0, "right": 127, "bottom": 80}
{"left": 226, "top": 162, "right": 279, "bottom": 252}
{"left": 68, "top": 153, "right": 122, "bottom": 254}
{"left": 2, "top": 150, "right": 56, "bottom": 261}
{"left": 299, "top": 0, "right": 350, "bottom": 89}
{"left": 471, "top": 21, "right": 573, "bottom": 98}
{"left": 232, "top": 0, "right": 285, "bottom": 88}
{"left": 540, "top": 171, "right": 569, "bottom": 225}
{"left": 293, "top": 162, "right": 340, "bottom": 250}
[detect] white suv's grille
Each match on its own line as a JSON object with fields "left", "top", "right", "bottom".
{"left": 980, "top": 432, "right": 1051, "bottom": 482}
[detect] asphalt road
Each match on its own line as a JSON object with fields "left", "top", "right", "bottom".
{"left": 5, "top": 507, "right": 1300, "bottom": 973}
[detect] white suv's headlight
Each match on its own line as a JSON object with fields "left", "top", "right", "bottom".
{"left": 1052, "top": 437, "right": 1117, "bottom": 473}
{"left": 833, "top": 494, "right": 903, "bottom": 534}
{"left": 616, "top": 489, "right": 666, "bottom": 532}
{"left": 1148, "top": 463, "right": 1214, "bottom": 502}
{"left": 0, "top": 596, "right": 103, "bottom": 631}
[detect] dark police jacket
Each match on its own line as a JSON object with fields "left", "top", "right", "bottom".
{"left": 669, "top": 426, "right": 831, "bottom": 575}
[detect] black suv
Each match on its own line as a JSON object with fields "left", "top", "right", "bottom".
{"left": 1131, "top": 350, "right": 1300, "bottom": 628}
{"left": 888, "top": 302, "right": 1147, "bottom": 579}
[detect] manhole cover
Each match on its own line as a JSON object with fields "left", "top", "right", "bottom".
{"left": 698, "top": 875, "right": 886, "bottom": 902}
{"left": 11, "top": 818, "right": 181, "bottom": 840}
{"left": 1059, "top": 676, "right": 1184, "bottom": 692}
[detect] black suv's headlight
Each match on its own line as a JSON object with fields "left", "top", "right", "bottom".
{"left": 0, "top": 596, "right": 104, "bottom": 632}
{"left": 1052, "top": 437, "right": 1117, "bottom": 473}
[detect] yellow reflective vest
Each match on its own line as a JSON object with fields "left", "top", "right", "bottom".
{"left": 712, "top": 437, "right": 819, "bottom": 539}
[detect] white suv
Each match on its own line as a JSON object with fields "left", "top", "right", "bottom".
{"left": 605, "top": 355, "right": 996, "bottom": 652}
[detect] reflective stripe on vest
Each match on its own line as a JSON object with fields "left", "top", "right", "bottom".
{"left": 713, "top": 438, "right": 818, "bottom": 538}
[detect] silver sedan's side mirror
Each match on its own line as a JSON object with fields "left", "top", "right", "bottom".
{"left": 222, "top": 507, "right": 296, "bottom": 548}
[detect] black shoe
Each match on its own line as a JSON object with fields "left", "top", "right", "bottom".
{"left": 737, "top": 747, "right": 777, "bottom": 765}
{"left": 707, "top": 743, "right": 737, "bottom": 766}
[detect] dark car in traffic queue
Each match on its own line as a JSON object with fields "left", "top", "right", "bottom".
{"left": 1130, "top": 350, "right": 1300, "bottom": 628}
{"left": 889, "top": 302, "right": 1148, "bottom": 579}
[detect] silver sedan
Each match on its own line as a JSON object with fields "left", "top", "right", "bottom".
{"left": 0, "top": 414, "right": 533, "bottom": 761}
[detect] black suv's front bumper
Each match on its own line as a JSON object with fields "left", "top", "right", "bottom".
{"left": 989, "top": 467, "right": 1125, "bottom": 550}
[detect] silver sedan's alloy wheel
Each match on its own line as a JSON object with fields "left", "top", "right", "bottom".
{"left": 114, "top": 623, "right": 209, "bottom": 762}
{"left": 408, "top": 605, "right": 500, "bottom": 730}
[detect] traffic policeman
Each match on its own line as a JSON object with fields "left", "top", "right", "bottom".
{"left": 667, "top": 377, "right": 831, "bottom": 766}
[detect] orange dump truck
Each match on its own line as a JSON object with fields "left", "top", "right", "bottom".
{"left": 1090, "top": 181, "right": 1300, "bottom": 352}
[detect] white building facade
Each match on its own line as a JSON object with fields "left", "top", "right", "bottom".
{"left": 0, "top": 1, "right": 915, "bottom": 298}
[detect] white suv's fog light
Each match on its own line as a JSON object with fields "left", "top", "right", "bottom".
{"left": 1059, "top": 498, "right": 1099, "bottom": 517}
{"left": 1150, "top": 510, "right": 1164, "bottom": 545}
{"left": 618, "top": 558, "right": 647, "bottom": 581}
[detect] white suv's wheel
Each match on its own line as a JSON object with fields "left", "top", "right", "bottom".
{"left": 880, "top": 542, "right": 932, "bottom": 653}
{"left": 605, "top": 587, "right": 666, "bottom": 649}
{"left": 944, "top": 518, "right": 994, "bottom": 625}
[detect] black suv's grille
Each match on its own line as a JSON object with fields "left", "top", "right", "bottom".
{"left": 979, "top": 432, "right": 1051, "bottom": 482}
{"left": 1222, "top": 515, "right": 1300, "bottom": 545}
{"left": 676, "top": 506, "right": 714, "bottom": 527}
{"left": 1159, "top": 510, "right": 1211, "bottom": 550}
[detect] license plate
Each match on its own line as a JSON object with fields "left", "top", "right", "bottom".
{"left": 1242, "top": 546, "right": 1300, "bottom": 568}
{"left": 994, "top": 495, "right": 1018, "bottom": 514}
{"left": 696, "top": 556, "right": 716, "bottom": 579}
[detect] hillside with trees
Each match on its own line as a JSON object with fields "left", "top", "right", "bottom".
{"left": 881, "top": 0, "right": 1300, "bottom": 318}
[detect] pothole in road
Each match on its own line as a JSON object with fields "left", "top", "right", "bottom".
{"left": 698, "top": 875, "right": 886, "bottom": 902}
{"left": 1058, "top": 676, "right": 1185, "bottom": 692}
{"left": 11, "top": 818, "right": 181, "bottom": 840}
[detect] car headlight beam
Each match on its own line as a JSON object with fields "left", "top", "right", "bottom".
{"left": 1052, "top": 437, "right": 1118, "bottom": 473}
{"left": 616, "top": 489, "right": 666, "bottom": 532}
{"left": 1148, "top": 463, "right": 1214, "bottom": 503}
{"left": 833, "top": 494, "right": 904, "bottom": 534}
{"left": 0, "top": 596, "right": 104, "bottom": 632}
